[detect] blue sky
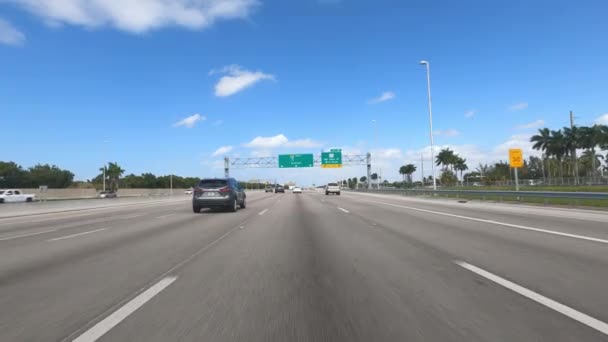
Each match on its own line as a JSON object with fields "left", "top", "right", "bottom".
{"left": 1, "top": 0, "right": 607, "bottom": 185}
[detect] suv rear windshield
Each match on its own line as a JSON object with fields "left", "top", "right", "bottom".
{"left": 199, "top": 179, "right": 228, "bottom": 188}
{"left": 328, "top": 183, "right": 338, "bottom": 186}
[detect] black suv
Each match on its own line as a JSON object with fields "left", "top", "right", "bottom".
{"left": 275, "top": 185, "right": 285, "bottom": 193}
{"left": 192, "top": 178, "right": 246, "bottom": 213}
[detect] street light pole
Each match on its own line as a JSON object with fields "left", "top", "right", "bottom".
{"left": 372, "top": 119, "right": 378, "bottom": 189}
{"left": 420, "top": 60, "right": 437, "bottom": 190}
{"left": 102, "top": 140, "right": 109, "bottom": 192}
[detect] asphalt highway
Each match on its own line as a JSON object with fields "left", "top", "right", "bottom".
{"left": 1, "top": 190, "right": 607, "bottom": 341}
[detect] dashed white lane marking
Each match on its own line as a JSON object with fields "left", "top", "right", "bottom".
{"left": 258, "top": 209, "right": 268, "bottom": 216}
{"left": 0, "top": 229, "right": 57, "bottom": 241}
{"left": 455, "top": 261, "right": 608, "bottom": 336}
{"left": 155, "top": 214, "right": 176, "bottom": 219}
{"left": 345, "top": 196, "right": 608, "bottom": 245}
{"left": 338, "top": 207, "right": 350, "bottom": 213}
{"left": 72, "top": 276, "right": 178, "bottom": 342}
{"left": 48, "top": 228, "right": 107, "bottom": 242}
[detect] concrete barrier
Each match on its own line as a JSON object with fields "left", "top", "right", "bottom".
{"left": 18, "top": 188, "right": 188, "bottom": 200}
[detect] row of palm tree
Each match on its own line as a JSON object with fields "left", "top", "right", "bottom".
{"left": 530, "top": 124, "right": 608, "bottom": 182}
{"left": 435, "top": 148, "right": 469, "bottom": 182}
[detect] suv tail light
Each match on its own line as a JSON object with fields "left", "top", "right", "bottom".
{"left": 194, "top": 188, "right": 203, "bottom": 195}
{"left": 218, "top": 186, "right": 231, "bottom": 193}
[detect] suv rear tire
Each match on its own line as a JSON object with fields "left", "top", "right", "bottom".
{"left": 240, "top": 198, "right": 246, "bottom": 209}
{"left": 193, "top": 204, "right": 201, "bottom": 213}
{"left": 229, "top": 198, "right": 238, "bottom": 212}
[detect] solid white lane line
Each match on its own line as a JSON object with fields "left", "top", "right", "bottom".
{"left": 345, "top": 196, "right": 608, "bottom": 245}
{"left": 455, "top": 261, "right": 608, "bottom": 336}
{"left": 0, "top": 229, "right": 57, "bottom": 241}
{"left": 338, "top": 207, "right": 350, "bottom": 213}
{"left": 48, "top": 228, "right": 107, "bottom": 242}
{"left": 72, "top": 276, "right": 178, "bottom": 342}
{"left": 258, "top": 209, "right": 269, "bottom": 216}
{"left": 155, "top": 213, "right": 175, "bottom": 219}
{"left": 120, "top": 214, "right": 146, "bottom": 219}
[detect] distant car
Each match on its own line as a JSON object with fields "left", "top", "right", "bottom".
{"left": 0, "top": 189, "right": 35, "bottom": 203}
{"left": 184, "top": 188, "right": 193, "bottom": 195}
{"left": 275, "top": 186, "right": 285, "bottom": 193}
{"left": 193, "top": 178, "right": 246, "bottom": 213}
{"left": 292, "top": 187, "right": 302, "bottom": 194}
{"left": 325, "top": 182, "right": 341, "bottom": 195}
{"left": 99, "top": 191, "right": 117, "bottom": 198}
{"left": 265, "top": 186, "right": 274, "bottom": 193}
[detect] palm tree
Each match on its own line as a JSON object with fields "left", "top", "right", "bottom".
{"left": 453, "top": 157, "right": 468, "bottom": 186}
{"left": 399, "top": 165, "right": 408, "bottom": 183}
{"left": 530, "top": 128, "right": 551, "bottom": 182}
{"left": 102, "top": 162, "right": 125, "bottom": 191}
{"left": 563, "top": 126, "right": 581, "bottom": 182}
{"left": 580, "top": 150, "right": 604, "bottom": 176}
{"left": 547, "top": 130, "right": 566, "bottom": 184}
{"left": 435, "top": 148, "right": 456, "bottom": 171}
{"left": 403, "top": 164, "right": 417, "bottom": 184}
{"left": 579, "top": 125, "right": 606, "bottom": 181}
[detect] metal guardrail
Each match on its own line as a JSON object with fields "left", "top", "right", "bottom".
{"left": 349, "top": 188, "right": 608, "bottom": 201}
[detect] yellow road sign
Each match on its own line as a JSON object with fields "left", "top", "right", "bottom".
{"left": 321, "top": 164, "right": 342, "bottom": 169}
{"left": 509, "top": 148, "right": 524, "bottom": 168}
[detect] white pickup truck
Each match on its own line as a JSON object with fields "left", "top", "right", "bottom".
{"left": 0, "top": 189, "right": 36, "bottom": 203}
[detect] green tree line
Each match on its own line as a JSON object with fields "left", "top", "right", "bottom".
{"left": 0, "top": 162, "right": 74, "bottom": 188}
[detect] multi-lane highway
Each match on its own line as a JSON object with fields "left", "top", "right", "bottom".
{"left": 1, "top": 190, "right": 607, "bottom": 341}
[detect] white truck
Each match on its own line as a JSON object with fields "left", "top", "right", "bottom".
{"left": 0, "top": 189, "right": 36, "bottom": 203}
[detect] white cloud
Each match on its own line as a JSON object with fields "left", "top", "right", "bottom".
{"left": 464, "top": 110, "right": 476, "bottom": 118}
{"left": 212, "top": 65, "right": 274, "bottom": 97}
{"left": 211, "top": 145, "right": 233, "bottom": 157}
{"left": 516, "top": 119, "right": 545, "bottom": 130}
{"left": 173, "top": 113, "right": 205, "bottom": 128}
{"left": 594, "top": 113, "right": 608, "bottom": 125}
{"left": 368, "top": 91, "right": 395, "bottom": 104}
{"left": 244, "top": 134, "right": 288, "bottom": 148}
{"left": 492, "top": 133, "right": 539, "bottom": 161}
{"left": 250, "top": 149, "right": 273, "bottom": 157}
{"left": 0, "top": 18, "right": 25, "bottom": 45}
{"left": 10, "top": 0, "right": 258, "bottom": 33}
{"left": 434, "top": 129, "right": 460, "bottom": 137}
{"left": 284, "top": 139, "right": 323, "bottom": 148}
{"left": 243, "top": 134, "right": 322, "bottom": 149}
{"left": 508, "top": 102, "right": 528, "bottom": 111}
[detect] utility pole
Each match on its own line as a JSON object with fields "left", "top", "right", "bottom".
{"left": 570, "top": 111, "right": 579, "bottom": 185}
{"left": 420, "top": 153, "right": 424, "bottom": 185}
{"left": 103, "top": 166, "right": 106, "bottom": 192}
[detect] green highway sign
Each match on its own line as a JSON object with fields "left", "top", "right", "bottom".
{"left": 278, "top": 154, "right": 314, "bottom": 168}
{"left": 321, "top": 151, "right": 342, "bottom": 168}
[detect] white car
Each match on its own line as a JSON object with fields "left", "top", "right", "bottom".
{"left": 0, "top": 189, "right": 35, "bottom": 203}
{"left": 325, "top": 183, "right": 341, "bottom": 195}
{"left": 292, "top": 187, "right": 302, "bottom": 194}
{"left": 184, "top": 189, "right": 193, "bottom": 195}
